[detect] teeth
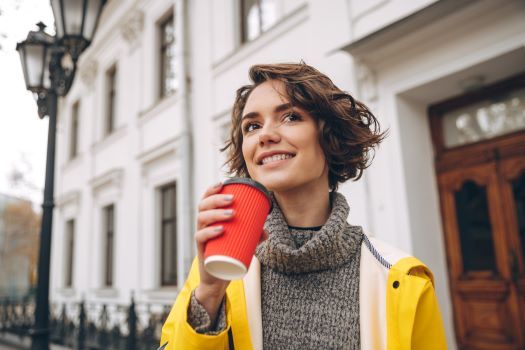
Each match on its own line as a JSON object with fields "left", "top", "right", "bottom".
{"left": 261, "top": 154, "right": 294, "bottom": 165}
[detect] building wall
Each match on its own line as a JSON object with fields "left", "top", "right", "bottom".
{"left": 343, "top": 1, "right": 525, "bottom": 348}
{"left": 50, "top": 0, "right": 525, "bottom": 348}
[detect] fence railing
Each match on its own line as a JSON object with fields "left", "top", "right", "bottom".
{"left": 0, "top": 295, "right": 171, "bottom": 349}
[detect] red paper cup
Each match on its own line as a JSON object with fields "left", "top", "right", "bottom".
{"left": 204, "top": 178, "right": 272, "bottom": 280}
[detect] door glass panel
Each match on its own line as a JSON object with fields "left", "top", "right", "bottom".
{"left": 442, "top": 88, "right": 525, "bottom": 148}
{"left": 511, "top": 171, "right": 525, "bottom": 259}
{"left": 454, "top": 180, "right": 497, "bottom": 272}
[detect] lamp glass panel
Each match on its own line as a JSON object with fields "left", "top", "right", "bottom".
{"left": 63, "top": 0, "right": 84, "bottom": 36}
{"left": 83, "top": 0, "right": 103, "bottom": 41}
{"left": 51, "top": 0, "right": 64, "bottom": 37}
{"left": 18, "top": 47, "right": 30, "bottom": 88}
{"left": 25, "top": 43, "right": 46, "bottom": 88}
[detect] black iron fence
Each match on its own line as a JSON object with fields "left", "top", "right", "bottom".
{"left": 0, "top": 295, "right": 171, "bottom": 349}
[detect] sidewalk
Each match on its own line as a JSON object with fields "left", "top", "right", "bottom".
{"left": 0, "top": 335, "right": 71, "bottom": 350}
{"left": 0, "top": 342, "right": 71, "bottom": 350}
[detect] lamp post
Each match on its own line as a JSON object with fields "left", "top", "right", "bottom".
{"left": 16, "top": 2, "right": 106, "bottom": 349}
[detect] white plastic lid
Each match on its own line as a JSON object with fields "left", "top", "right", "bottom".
{"left": 204, "top": 255, "right": 248, "bottom": 280}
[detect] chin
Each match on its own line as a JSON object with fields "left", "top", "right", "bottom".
{"left": 252, "top": 173, "right": 303, "bottom": 193}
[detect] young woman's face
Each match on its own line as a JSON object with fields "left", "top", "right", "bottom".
{"left": 241, "top": 80, "right": 329, "bottom": 193}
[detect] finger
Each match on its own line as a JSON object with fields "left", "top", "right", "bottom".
{"left": 195, "top": 225, "right": 225, "bottom": 245}
{"left": 198, "top": 193, "right": 234, "bottom": 212}
{"left": 195, "top": 225, "right": 225, "bottom": 259}
{"left": 196, "top": 208, "right": 235, "bottom": 229}
{"left": 201, "top": 182, "right": 224, "bottom": 199}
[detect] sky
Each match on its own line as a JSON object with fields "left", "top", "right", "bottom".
{"left": 0, "top": 0, "right": 55, "bottom": 207}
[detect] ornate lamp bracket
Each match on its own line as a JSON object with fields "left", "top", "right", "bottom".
{"left": 35, "top": 91, "right": 49, "bottom": 119}
{"left": 49, "top": 47, "right": 76, "bottom": 97}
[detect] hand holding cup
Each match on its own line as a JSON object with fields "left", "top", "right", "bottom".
{"left": 193, "top": 180, "right": 270, "bottom": 321}
{"left": 203, "top": 178, "right": 272, "bottom": 280}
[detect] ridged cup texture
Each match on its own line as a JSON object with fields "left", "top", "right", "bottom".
{"left": 204, "top": 183, "right": 271, "bottom": 269}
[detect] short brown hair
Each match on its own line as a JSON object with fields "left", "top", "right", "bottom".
{"left": 221, "top": 62, "right": 387, "bottom": 191}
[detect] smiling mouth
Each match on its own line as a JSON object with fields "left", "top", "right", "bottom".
{"left": 259, "top": 154, "right": 296, "bottom": 165}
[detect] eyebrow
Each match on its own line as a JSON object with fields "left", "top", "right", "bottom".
{"left": 241, "top": 102, "right": 293, "bottom": 121}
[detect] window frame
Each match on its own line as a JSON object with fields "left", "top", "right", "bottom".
{"left": 69, "top": 100, "right": 80, "bottom": 160}
{"left": 103, "top": 204, "right": 115, "bottom": 287}
{"left": 239, "top": 0, "right": 279, "bottom": 44}
{"left": 160, "top": 182, "right": 177, "bottom": 286}
{"left": 105, "top": 65, "right": 117, "bottom": 136}
{"left": 64, "top": 219, "right": 75, "bottom": 288}
{"left": 159, "top": 13, "right": 176, "bottom": 99}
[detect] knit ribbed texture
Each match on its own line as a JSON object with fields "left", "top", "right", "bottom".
{"left": 256, "top": 192, "right": 362, "bottom": 274}
{"left": 187, "top": 192, "right": 363, "bottom": 349}
{"left": 256, "top": 192, "right": 363, "bottom": 349}
{"left": 187, "top": 289, "right": 227, "bottom": 334}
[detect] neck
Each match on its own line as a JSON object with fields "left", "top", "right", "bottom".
{"left": 273, "top": 183, "right": 331, "bottom": 227}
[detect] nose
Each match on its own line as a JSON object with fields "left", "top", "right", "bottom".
{"left": 258, "top": 123, "right": 281, "bottom": 146}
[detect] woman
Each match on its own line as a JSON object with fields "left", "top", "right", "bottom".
{"left": 160, "top": 63, "right": 447, "bottom": 350}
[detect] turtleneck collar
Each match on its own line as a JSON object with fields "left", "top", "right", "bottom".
{"left": 255, "top": 192, "right": 363, "bottom": 274}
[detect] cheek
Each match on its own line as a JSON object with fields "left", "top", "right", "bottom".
{"left": 241, "top": 139, "right": 254, "bottom": 167}
{"left": 302, "top": 130, "right": 324, "bottom": 159}
{"left": 304, "top": 134, "right": 327, "bottom": 170}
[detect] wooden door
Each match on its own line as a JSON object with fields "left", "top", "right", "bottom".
{"left": 499, "top": 156, "right": 525, "bottom": 337}
{"left": 430, "top": 73, "right": 525, "bottom": 349}
{"left": 438, "top": 155, "right": 525, "bottom": 350}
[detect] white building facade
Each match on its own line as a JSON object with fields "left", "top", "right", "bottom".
{"left": 50, "top": 0, "right": 525, "bottom": 349}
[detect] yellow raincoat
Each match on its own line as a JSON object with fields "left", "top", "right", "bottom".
{"left": 160, "top": 236, "right": 447, "bottom": 349}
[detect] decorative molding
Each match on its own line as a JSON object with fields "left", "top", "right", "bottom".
{"left": 137, "top": 136, "right": 180, "bottom": 178}
{"left": 79, "top": 59, "right": 98, "bottom": 90}
{"left": 56, "top": 190, "right": 81, "bottom": 209}
{"left": 355, "top": 60, "right": 378, "bottom": 103}
{"left": 339, "top": 0, "right": 492, "bottom": 65}
{"left": 90, "top": 168, "right": 124, "bottom": 197}
{"left": 91, "top": 126, "right": 128, "bottom": 154}
{"left": 212, "top": 3, "right": 309, "bottom": 77}
{"left": 120, "top": 9, "right": 144, "bottom": 52}
{"left": 138, "top": 92, "right": 183, "bottom": 127}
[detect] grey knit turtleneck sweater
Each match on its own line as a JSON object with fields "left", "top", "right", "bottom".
{"left": 188, "top": 192, "right": 363, "bottom": 350}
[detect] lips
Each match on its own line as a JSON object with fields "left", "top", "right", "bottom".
{"left": 261, "top": 153, "right": 295, "bottom": 165}
{"left": 256, "top": 151, "right": 296, "bottom": 165}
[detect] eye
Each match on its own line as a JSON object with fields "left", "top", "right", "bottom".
{"left": 283, "top": 112, "right": 302, "bottom": 122}
{"left": 243, "top": 122, "right": 260, "bottom": 133}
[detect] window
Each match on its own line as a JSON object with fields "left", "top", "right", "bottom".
{"left": 240, "top": 0, "right": 278, "bottom": 43}
{"left": 65, "top": 219, "right": 75, "bottom": 288}
{"left": 105, "top": 65, "right": 117, "bottom": 136}
{"left": 69, "top": 101, "right": 80, "bottom": 159}
{"left": 103, "top": 204, "right": 115, "bottom": 287}
{"left": 160, "top": 182, "right": 177, "bottom": 286}
{"left": 159, "top": 13, "right": 177, "bottom": 98}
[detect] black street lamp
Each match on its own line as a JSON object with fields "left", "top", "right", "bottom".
{"left": 51, "top": 0, "right": 106, "bottom": 62}
{"left": 16, "top": 2, "right": 106, "bottom": 349}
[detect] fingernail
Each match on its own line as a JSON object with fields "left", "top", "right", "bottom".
{"left": 224, "top": 194, "right": 234, "bottom": 201}
{"left": 214, "top": 226, "right": 224, "bottom": 232}
{"left": 224, "top": 209, "right": 234, "bottom": 216}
